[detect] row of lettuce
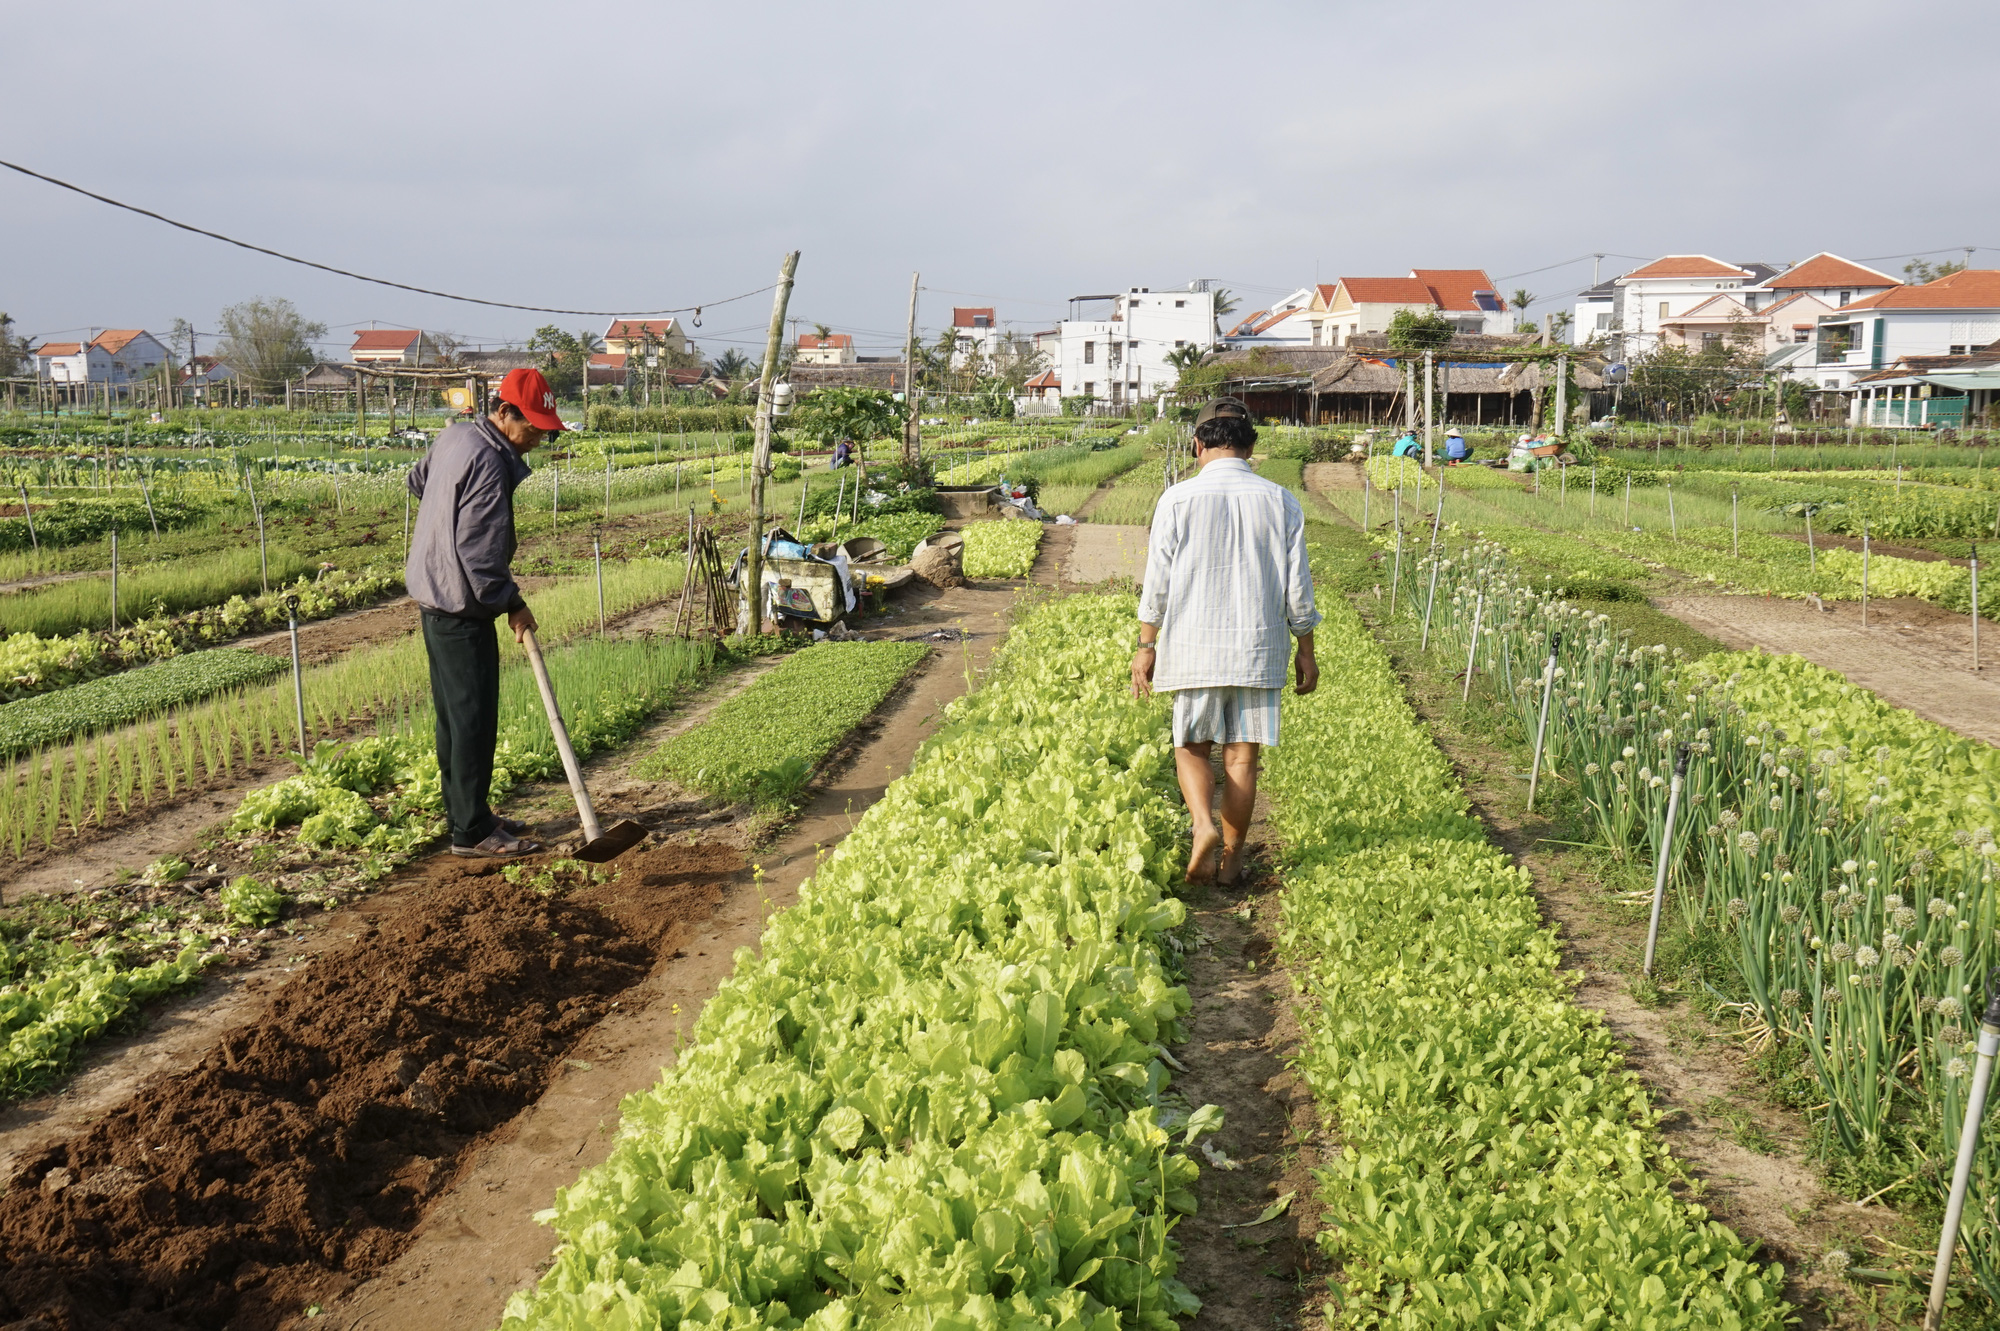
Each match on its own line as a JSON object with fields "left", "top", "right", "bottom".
{"left": 1266, "top": 588, "right": 1790, "bottom": 1326}
{"left": 1400, "top": 531, "right": 2000, "bottom": 1304}
{"left": 503, "top": 595, "right": 1216, "bottom": 1329}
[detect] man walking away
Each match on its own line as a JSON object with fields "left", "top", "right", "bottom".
{"left": 1133, "top": 397, "right": 1319, "bottom": 884}
{"left": 406, "top": 368, "right": 562, "bottom": 858}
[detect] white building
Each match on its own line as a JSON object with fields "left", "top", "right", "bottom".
{"left": 1573, "top": 277, "right": 1618, "bottom": 345}
{"left": 950, "top": 307, "right": 1004, "bottom": 365}
{"left": 1221, "top": 288, "right": 1319, "bottom": 347}
{"left": 1605, "top": 256, "right": 1783, "bottom": 356}
{"left": 1813, "top": 270, "right": 2000, "bottom": 394}
{"left": 1056, "top": 285, "right": 1216, "bottom": 406}
{"left": 1762, "top": 253, "right": 1900, "bottom": 312}
{"left": 32, "top": 329, "right": 172, "bottom": 383}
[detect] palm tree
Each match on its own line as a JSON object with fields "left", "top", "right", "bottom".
{"left": 1212, "top": 288, "right": 1239, "bottom": 335}
{"left": 710, "top": 348, "right": 750, "bottom": 380}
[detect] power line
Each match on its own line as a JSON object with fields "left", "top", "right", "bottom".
{"left": 0, "top": 156, "right": 774, "bottom": 319}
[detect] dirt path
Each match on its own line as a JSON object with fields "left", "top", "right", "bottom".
{"left": 1064, "top": 523, "right": 1149, "bottom": 584}
{"left": 1302, "top": 459, "right": 1365, "bottom": 491}
{"left": 1658, "top": 593, "right": 2000, "bottom": 747}
{"left": 1170, "top": 789, "right": 1325, "bottom": 1329}
{"left": 319, "top": 579, "right": 1022, "bottom": 1331}
{"left": 237, "top": 596, "right": 420, "bottom": 666}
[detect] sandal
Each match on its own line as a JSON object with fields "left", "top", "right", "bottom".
{"left": 496, "top": 816, "right": 534, "bottom": 837}
{"left": 450, "top": 829, "right": 542, "bottom": 858}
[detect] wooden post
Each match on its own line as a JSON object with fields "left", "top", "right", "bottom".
{"left": 109, "top": 529, "right": 119, "bottom": 633}
{"left": 745, "top": 251, "right": 801, "bottom": 634}
{"left": 903, "top": 270, "right": 921, "bottom": 465}
{"left": 354, "top": 367, "right": 364, "bottom": 439}
{"left": 1422, "top": 349, "right": 1435, "bottom": 467}
{"left": 1554, "top": 353, "right": 1569, "bottom": 440}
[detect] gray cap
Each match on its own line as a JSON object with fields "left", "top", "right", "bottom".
{"left": 1194, "top": 396, "right": 1251, "bottom": 426}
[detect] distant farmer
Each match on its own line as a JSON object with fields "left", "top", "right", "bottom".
{"left": 1391, "top": 429, "right": 1421, "bottom": 458}
{"left": 406, "top": 367, "right": 563, "bottom": 858}
{"left": 1133, "top": 397, "right": 1319, "bottom": 885}
{"left": 1444, "top": 428, "right": 1470, "bottom": 463}
{"left": 831, "top": 437, "right": 853, "bottom": 469}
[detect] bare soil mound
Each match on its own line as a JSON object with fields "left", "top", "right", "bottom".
{"left": 0, "top": 845, "right": 732, "bottom": 1330}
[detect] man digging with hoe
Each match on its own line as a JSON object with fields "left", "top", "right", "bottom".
{"left": 1133, "top": 397, "right": 1319, "bottom": 884}
{"left": 406, "top": 367, "right": 561, "bottom": 859}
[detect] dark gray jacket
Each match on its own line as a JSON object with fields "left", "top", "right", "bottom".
{"left": 405, "top": 417, "right": 533, "bottom": 619}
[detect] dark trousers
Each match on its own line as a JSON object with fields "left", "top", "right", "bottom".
{"left": 421, "top": 610, "right": 501, "bottom": 847}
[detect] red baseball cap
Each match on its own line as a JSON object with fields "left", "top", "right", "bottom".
{"left": 496, "top": 367, "right": 565, "bottom": 433}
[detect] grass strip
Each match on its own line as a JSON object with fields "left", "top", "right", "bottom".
{"left": 0, "top": 545, "right": 312, "bottom": 638}
{"left": 503, "top": 593, "right": 1213, "bottom": 1329}
{"left": 960, "top": 520, "right": 1044, "bottom": 579}
{"left": 0, "top": 649, "right": 287, "bottom": 760}
{"left": 1262, "top": 590, "right": 1790, "bottom": 1326}
{"left": 639, "top": 640, "right": 928, "bottom": 805}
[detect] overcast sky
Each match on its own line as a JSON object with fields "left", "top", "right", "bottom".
{"left": 7, "top": 0, "right": 1997, "bottom": 361}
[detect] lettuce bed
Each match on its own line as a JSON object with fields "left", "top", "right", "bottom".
{"left": 503, "top": 595, "right": 1214, "bottom": 1330}
{"left": 1263, "top": 593, "right": 1790, "bottom": 1327}
{"left": 960, "top": 521, "right": 1045, "bottom": 579}
{"left": 640, "top": 641, "right": 929, "bottom": 806}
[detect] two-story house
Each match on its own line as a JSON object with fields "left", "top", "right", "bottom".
{"left": 34, "top": 329, "right": 172, "bottom": 384}
{"left": 349, "top": 330, "right": 436, "bottom": 365}
{"left": 1814, "top": 269, "right": 2000, "bottom": 396}
{"left": 604, "top": 318, "right": 689, "bottom": 360}
{"left": 1607, "top": 257, "right": 1783, "bottom": 356}
{"left": 795, "top": 333, "right": 856, "bottom": 366}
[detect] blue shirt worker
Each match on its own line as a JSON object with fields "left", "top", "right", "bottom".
{"left": 1391, "top": 430, "right": 1422, "bottom": 458}
{"left": 1444, "top": 428, "right": 1470, "bottom": 462}
{"left": 405, "top": 367, "right": 559, "bottom": 859}
{"left": 1134, "top": 397, "right": 1320, "bottom": 885}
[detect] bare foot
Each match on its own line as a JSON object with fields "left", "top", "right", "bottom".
{"left": 1186, "top": 826, "right": 1222, "bottom": 883}
{"left": 1218, "top": 841, "right": 1250, "bottom": 885}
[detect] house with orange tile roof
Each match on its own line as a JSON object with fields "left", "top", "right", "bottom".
{"left": 795, "top": 332, "right": 856, "bottom": 366}
{"left": 348, "top": 329, "right": 435, "bottom": 365}
{"left": 1307, "top": 270, "right": 1510, "bottom": 348}
{"left": 603, "top": 318, "right": 689, "bottom": 360}
{"left": 1221, "top": 288, "right": 1320, "bottom": 347}
{"left": 1763, "top": 253, "right": 1900, "bottom": 309}
{"left": 1812, "top": 269, "right": 2000, "bottom": 395}
{"left": 31, "top": 329, "right": 172, "bottom": 384}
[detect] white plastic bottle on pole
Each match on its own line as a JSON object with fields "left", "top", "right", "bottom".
{"left": 1923, "top": 973, "right": 2000, "bottom": 1329}
{"left": 1526, "top": 631, "right": 1562, "bottom": 813}
{"left": 1642, "top": 745, "right": 1692, "bottom": 975}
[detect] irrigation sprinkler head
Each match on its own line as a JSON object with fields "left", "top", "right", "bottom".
{"left": 284, "top": 594, "right": 299, "bottom": 617}
{"left": 1983, "top": 967, "right": 2000, "bottom": 1031}
{"left": 1674, "top": 743, "right": 1691, "bottom": 778}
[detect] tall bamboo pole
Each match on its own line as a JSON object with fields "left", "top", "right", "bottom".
{"left": 744, "top": 252, "right": 802, "bottom": 635}
{"left": 903, "top": 271, "right": 921, "bottom": 465}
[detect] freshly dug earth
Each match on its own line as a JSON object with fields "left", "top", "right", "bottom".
{"left": 908, "top": 542, "right": 964, "bottom": 588}
{"left": 0, "top": 847, "right": 730, "bottom": 1330}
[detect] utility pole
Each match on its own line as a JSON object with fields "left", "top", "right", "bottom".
{"left": 1403, "top": 357, "right": 1416, "bottom": 433}
{"left": 902, "top": 271, "right": 920, "bottom": 465}
{"left": 1554, "top": 353, "right": 1570, "bottom": 439}
{"left": 1592, "top": 253, "right": 1603, "bottom": 287}
{"left": 744, "top": 250, "right": 801, "bottom": 636}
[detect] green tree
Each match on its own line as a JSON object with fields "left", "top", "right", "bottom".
{"left": 214, "top": 297, "right": 325, "bottom": 394}
{"left": 1211, "top": 288, "right": 1238, "bottom": 333}
{"left": 0, "top": 313, "right": 30, "bottom": 379}
{"left": 1386, "top": 308, "right": 1455, "bottom": 352}
{"left": 1162, "top": 343, "right": 1207, "bottom": 382}
{"left": 791, "top": 387, "right": 903, "bottom": 444}
{"left": 527, "top": 326, "right": 602, "bottom": 401}
{"left": 709, "top": 348, "right": 751, "bottom": 381}
{"left": 1904, "top": 257, "right": 1967, "bottom": 284}
{"left": 1509, "top": 289, "right": 1536, "bottom": 329}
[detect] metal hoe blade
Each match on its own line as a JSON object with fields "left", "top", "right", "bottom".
{"left": 576, "top": 818, "right": 647, "bottom": 863}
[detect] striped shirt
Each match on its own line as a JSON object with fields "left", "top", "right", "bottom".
{"left": 1138, "top": 458, "right": 1320, "bottom": 690}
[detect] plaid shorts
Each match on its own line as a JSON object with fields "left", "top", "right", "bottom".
{"left": 1170, "top": 685, "right": 1281, "bottom": 748}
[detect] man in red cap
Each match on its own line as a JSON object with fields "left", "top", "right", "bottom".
{"left": 405, "top": 367, "right": 564, "bottom": 857}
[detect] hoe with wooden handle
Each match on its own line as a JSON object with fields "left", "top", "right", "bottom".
{"left": 520, "top": 628, "right": 646, "bottom": 862}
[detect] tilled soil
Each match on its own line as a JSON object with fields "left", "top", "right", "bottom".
{"left": 0, "top": 844, "right": 731, "bottom": 1331}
